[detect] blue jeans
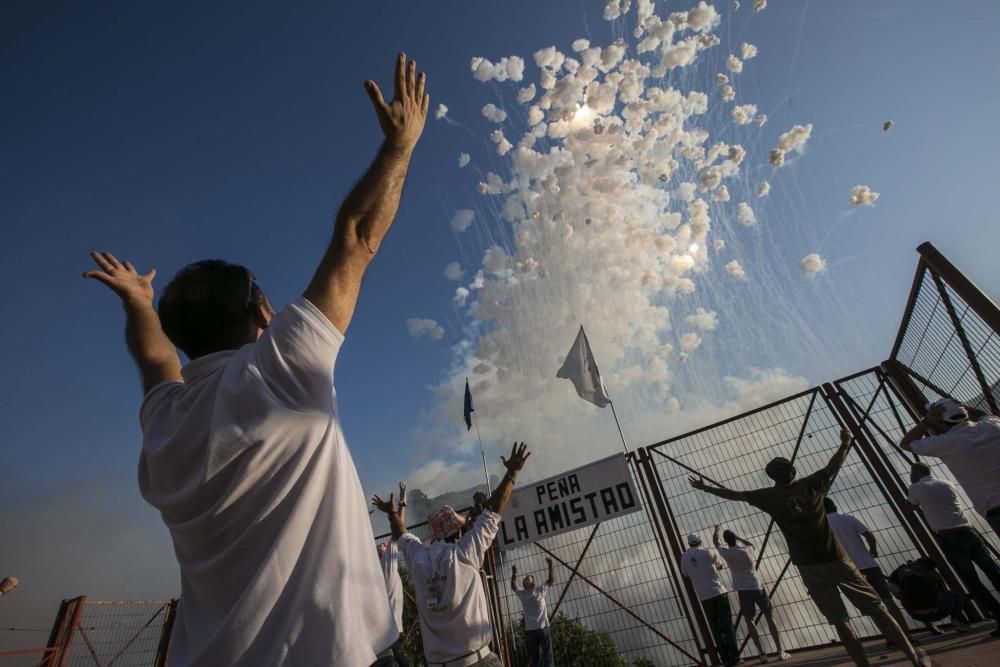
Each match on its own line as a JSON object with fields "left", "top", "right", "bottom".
{"left": 525, "top": 627, "right": 554, "bottom": 667}
{"left": 938, "top": 526, "right": 1000, "bottom": 619}
{"left": 703, "top": 594, "right": 740, "bottom": 666}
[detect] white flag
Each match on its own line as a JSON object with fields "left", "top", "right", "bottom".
{"left": 556, "top": 326, "right": 611, "bottom": 408}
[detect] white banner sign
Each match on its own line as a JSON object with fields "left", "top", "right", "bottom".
{"left": 498, "top": 453, "right": 641, "bottom": 549}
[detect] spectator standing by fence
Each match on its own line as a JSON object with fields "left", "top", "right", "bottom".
{"left": 905, "top": 462, "right": 1000, "bottom": 635}
{"left": 713, "top": 525, "right": 791, "bottom": 663}
{"left": 681, "top": 533, "right": 741, "bottom": 667}
{"left": 901, "top": 399, "right": 1000, "bottom": 535}
{"left": 511, "top": 558, "right": 555, "bottom": 667}
{"left": 824, "top": 498, "right": 912, "bottom": 642}
{"left": 689, "top": 429, "right": 931, "bottom": 667}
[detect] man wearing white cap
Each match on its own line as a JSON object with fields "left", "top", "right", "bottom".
{"left": 372, "top": 443, "right": 531, "bottom": 667}
{"left": 681, "top": 532, "right": 740, "bottom": 667}
{"left": 901, "top": 398, "right": 1000, "bottom": 533}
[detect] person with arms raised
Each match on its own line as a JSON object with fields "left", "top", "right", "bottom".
{"left": 712, "top": 525, "right": 790, "bottom": 663}
{"left": 84, "top": 53, "right": 429, "bottom": 667}
{"left": 373, "top": 443, "right": 531, "bottom": 667}
{"left": 511, "top": 557, "right": 556, "bottom": 667}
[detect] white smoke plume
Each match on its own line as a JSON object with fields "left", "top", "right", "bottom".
{"left": 754, "top": 0, "right": 767, "bottom": 12}
{"left": 726, "top": 54, "right": 743, "bottom": 73}
{"left": 737, "top": 202, "right": 757, "bottom": 225}
{"left": 799, "top": 253, "right": 827, "bottom": 277}
{"left": 406, "top": 318, "right": 445, "bottom": 340}
{"left": 482, "top": 103, "right": 507, "bottom": 123}
{"left": 740, "top": 42, "right": 758, "bottom": 60}
{"left": 731, "top": 104, "right": 757, "bottom": 125}
{"left": 770, "top": 123, "right": 813, "bottom": 167}
{"left": 444, "top": 262, "right": 465, "bottom": 281}
{"left": 406, "top": 0, "right": 873, "bottom": 509}
{"left": 686, "top": 307, "right": 719, "bottom": 331}
{"left": 450, "top": 209, "right": 475, "bottom": 232}
{"left": 849, "top": 184, "right": 880, "bottom": 207}
{"left": 458, "top": 153, "right": 471, "bottom": 168}
{"left": 725, "top": 259, "right": 746, "bottom": 278}
{"left": 434, "top": 103, "right": 448, "bottom": 120}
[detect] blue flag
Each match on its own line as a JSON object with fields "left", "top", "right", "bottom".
{"left": 464, "top": 378, "right": 474, "bottom": 431}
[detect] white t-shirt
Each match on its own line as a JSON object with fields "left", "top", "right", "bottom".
{"left": 515, "top": 584, "right": 550, "bottom": 631}
{"left": 715, "top": 544, "right": 761, "bottom": 591}
{"left": 908, "top": 477, "right": 970, "bottom": 533}
{"left": 681, "top": 547, "right": 727, "bottom": 601}
{"left": 139, "top": 297, "right": 397, "bottom": 667}
{"left": 827, "top": 513, "right": 877, "bottom": 571}
{"left": 911, "top": 417, "right": 1000, "bottom": 516}
{"left": 400, "top": 510, "right": 500, "bottom": 664}
{"left": 381, "top": 541, "right": 404, "bottom": 633}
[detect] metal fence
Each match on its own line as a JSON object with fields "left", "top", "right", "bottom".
{"left": 0, "top": 598, "right": 175, "bottom": 667}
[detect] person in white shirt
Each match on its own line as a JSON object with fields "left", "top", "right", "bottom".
{"left": 824, "top": 498, "right": 910, "bottom": 641}
{"left": 373, "top": 442, "right": 531, "bottom": 667}
{"left": 510, "top": 558, "right": 555, "bottom": 667}
{"left": 378, "top": 482, "right": 410, "bottom": 666}
{"left": 900, "top": 398, "right": 1000, "bottom": 534}
{"left": 681, "top": 533, "right": 740, "bottom": 667}
{"left": 905, "top": 462, "right": 1000, "bottom": 635}
{"left": 712, "top": 525, "right": 790, "bottom": 663}
{"left": 83, "top": 53, "right": 430, "bottom": 667}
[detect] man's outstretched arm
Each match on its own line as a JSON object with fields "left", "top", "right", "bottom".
{"left": 823, "top": 428, "right": 853, "bottom": 478}
{"left": 305, "top": 53, "right": 429, "bottom": 333}
{"left": 510, "top": 565, "right": 519, "bottom": 592}
{"left": 545, "top": 557, "right": 555, "bottom": 586}
{"left": 688, "top": 476, "right": 747, "bottom": 502}
{"left": 84, "top": 252, "right": 182, "bottom": 393}
{"left": 372, "top": 491, "right": 406, "bottom": 541}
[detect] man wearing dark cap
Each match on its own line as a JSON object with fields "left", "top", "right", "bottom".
{"left": 689, "top": 429, "right": 931, "bottom": 667}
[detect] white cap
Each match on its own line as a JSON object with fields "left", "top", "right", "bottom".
{"left": 926, "top": 398, "right": 967, "bottom": 424}
{"left": 687, "top": 532, "right": 702, "bottom": 546}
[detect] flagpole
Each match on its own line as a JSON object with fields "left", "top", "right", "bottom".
{"left": 473, "top": 412, "right": 493, "bottom": 496}
{"left": 608, "top": 399, "right": 630, "bottom": 455}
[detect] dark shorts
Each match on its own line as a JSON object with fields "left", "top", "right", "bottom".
{"left": 860, "top": 566, "right": 892, "bottom": 600}
{"left": 798, "top": 556, "right": 884, "bottom": 624}
{"left": 737, "top": 588, "right": 773, "bottom": 616}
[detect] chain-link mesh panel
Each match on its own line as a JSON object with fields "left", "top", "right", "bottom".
{"left": 646, "top": 383, "right": 929, "bottom": 654}
{"left": 62, "top": 601, "right": 173, "bottom": 667}
{"left": 894, "top": 264, "right": 1000, "bottom": 411}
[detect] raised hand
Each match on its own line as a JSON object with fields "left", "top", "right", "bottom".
{"left": 0, "top": 576, "right": 18, "bottom": 596}
{"left": 840, "top": 428, "right": 853, "bottom": 444}
{"left": 365, "top": 53, "right": 429, "bottom": 152}
{"left": 371, "top": 492, "right": 396, "bottom": 515}
{"left": 501, "top": 442, "right": 531, "bottom": 474}
{"left": 83, "top": 251, "right": 157, "bottom": 306}
{"left": 688, "top": 476, "right": 707, "bottom": 490}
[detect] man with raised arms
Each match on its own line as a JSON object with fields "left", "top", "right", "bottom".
{"left": 84, "top": 53, "right": 429, "bottom": 666}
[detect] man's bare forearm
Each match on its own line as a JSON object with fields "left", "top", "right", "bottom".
{"left": 388, "top": 505, "right": 406, "bottom": 541}
{"left": 305, "top": 141, "right": 413, "bottom": 332}
{"left": 123, "top": 300, "right": 182, "bottom": 393}
{"left": 546, "top": 560, "right": 555, "bottom": 586}
{"left": 488, "top": 470, "right": 518, "bottom": 515}
{"left": 701, "top": 485, "right": 746, "bottom": 502}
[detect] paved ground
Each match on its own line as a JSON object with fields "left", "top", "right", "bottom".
{"left": 784, "top": 623, "right": 999, "bottom": 666}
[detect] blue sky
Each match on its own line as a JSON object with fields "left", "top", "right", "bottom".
{"left": 2, "top": 0, "right": 999, "bottom": 643}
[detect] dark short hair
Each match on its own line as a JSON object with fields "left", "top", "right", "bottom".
{"left": 911, "top": 462, "right": 932, "bottom": 478}
{"left": 765, "top": 457, "right": 796, "bottom": 484}
{"left": 722, "top": 529, "right": 737, "bottom": 546}
{"left": 824, "top": 497, "right": 837, "bottom": 513}
{"left": 158, "top": 260, "right": 262, "bottom": 359}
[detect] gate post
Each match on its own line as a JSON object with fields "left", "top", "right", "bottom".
{"left": 636, "top": 447, "right": 719, "bottom": 665}
{"left": 880, "top": 360, "right": 928, "bottom": 420}
{"left": 153, "top": 600, "right": 178, "bottom": 667}
{"left": 821, "top": 383, "right": 984, "bottom": 621}
{"left": 46, "top": 596, "right": 85, "bottom": 667}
